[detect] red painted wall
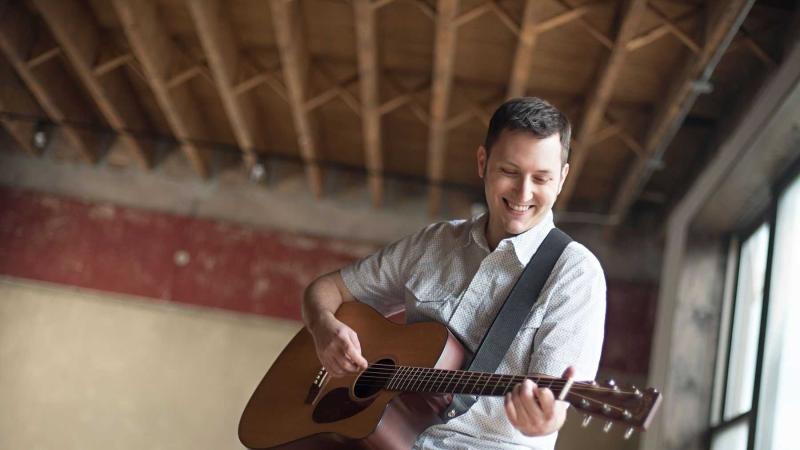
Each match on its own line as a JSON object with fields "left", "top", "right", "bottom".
{"left": 0, "top": 186, "right": 371, "bottom": 320}
{"left": 0, "top": 186, "right": 656, "bottom": 374}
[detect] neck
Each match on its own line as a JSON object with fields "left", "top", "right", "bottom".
{"left": 382, "top": 366, "right": 567, "bottom": 397}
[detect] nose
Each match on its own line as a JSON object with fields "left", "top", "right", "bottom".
{"left": 514, "top": 176, "right": 535, "bottom": 203}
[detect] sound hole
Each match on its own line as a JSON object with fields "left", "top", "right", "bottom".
{"left": 353, "top": 358, "right": 395, "bottom": 399}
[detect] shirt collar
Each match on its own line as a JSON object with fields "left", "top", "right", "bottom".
{"left": 465, "top": 210, "right": 555, "bottom": 266}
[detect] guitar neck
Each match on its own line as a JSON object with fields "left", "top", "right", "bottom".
{"left": 382, "top": 366, "right": 569, "bottom": 397}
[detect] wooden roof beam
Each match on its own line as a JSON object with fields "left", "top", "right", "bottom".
{"left": 427, "top": 0, "right": 460, "bottom": 215}
{"left": 626, "top": 8, "right": 699, "bottom": 52}
{"left": 647, "top": 2, "right": 701, "bottom": 54}
{"left": 269, "top": 0, "right": 323, "bottom": 198}
{"left": 92, "top": 51, "right": 134, "bottom": 77}
{"left": 188, "top": 0, "right": 266, "bottom": 169}
{"left": 381, "top": 74, "right": 430, "bottom": 124}
{"left": 111, "top": 0, "right": 210, "bottom": 177}
{"left": 354, "top": 0, "right": 384, "bottom": 207}
{"left": 507, "top": 0, "right": 540, "bottom": 98}
{"left": 25, "top": 46, "right": 61, "bottom": 69}
{"left": 0, "top": 2, "right": 99, "bottom": 163}
{"left": 34, "top": 0, "right": 154, "bottom": 169}
{"left": 507, "top": 0, "right": 611, "bottom": 99}
{"left": 557, "top": 0, "right": 649, "bottom": 209}
{"left": 0, "top": 61, "right": 42, "bottom": 156}
{"left": 609, "top": 0, "right": 756, "bottom": 226}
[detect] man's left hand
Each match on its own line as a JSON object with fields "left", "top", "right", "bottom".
{"left": 504, "top": 367, "right": 574, "bottom": 436}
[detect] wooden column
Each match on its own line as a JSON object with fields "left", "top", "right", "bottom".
{"left": 0, "top": 61, "right": 41, "bottom": 155}
{"left": 557, "top": 0, "right": 649, "bottom": 209}
{"left": 506, "top": 0, "right": 540, "bottom": 99}
{"left": 0, "top": 2, "right": 99, "bottom": 163}
{"left": 609, "top": 0, "right": 756, "bottom": 224}
{"left": 269, "top": 0, "right": 323, "bottom": 198}
{"left": 427, "top": 0, "right": 460, "bottom": 215}
{"left": 112, "top": 0, "right": 210, "bottom": 177}
{"left": 354, "top": 0, "right": 383, "bottom": 207}
{"left": 34, "top": 0, "right": 153, "bottom": 169}
{"left": 187, "top": 0, "right": 264, "bottom": 170}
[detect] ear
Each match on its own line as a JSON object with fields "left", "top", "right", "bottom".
{"left": 557, "top": 163, "right": 570, "bottom": 194}
{"left": 477, "top": 145, "right": 488, "bottom": 179}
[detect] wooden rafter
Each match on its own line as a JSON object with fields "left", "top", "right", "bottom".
{"left": 507, "top": 0, "right": 612, "bottom": 99}
{"left": 557, "top": 0, "right": 649, "bottom": 209}
{"left": 25, "top": 46, "right": 61, "bottom": 69}
{"left": 34, "top": 0, "right": 154, "bottom": 169}
{"left": 188, "top": 0, "right": 265, "bottom": 169}
{"left": 354, "top": 0, "right": 384, "bottom": 207}
{"left": 647, "top": 3, "right": 701, "bottom": 54}
{"left": 269, "top": 0, "right": 323, "bottom": 198}
{"left": 507, "top": 0, "right": 541, "bottom": 98}
{"left": 0, "top": 2, "right": 99, "bottom": 163}
{"left": 305, "top": 70, "right": 361, "bottom": 115}
{"left": 93, "top": 51, "right": 134, "bottom": 77}
{"left": 626, "top": 8, "right": 698, "bottom": 52}
{"left": 380, "top": 74, "right": 430, "bottom": 124}
{"left": 112, "top": 0, "right": 209, "bottom": 177}
{"left": 734, "top": 27, "right": 778, "bottom": 68}
{"left": 0, "top": 61, "right": 41, "bottom": 156}
{"left": 552, "top": 0, "right": 614, "bottom": 50}
{"left": 426, "top": 0, "right": 459, "bottom": 215}
{"left": 609, "top": 0, "right": 756, "bottom": 225}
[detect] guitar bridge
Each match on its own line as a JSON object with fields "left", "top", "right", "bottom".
{"left": 305, "top": 367, "right": 328, "bottom": 404}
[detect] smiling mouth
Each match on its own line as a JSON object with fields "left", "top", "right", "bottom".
{"left": 503, "top": 198, "right": 533, "bottom": 212}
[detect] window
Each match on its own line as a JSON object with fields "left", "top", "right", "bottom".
{"left": 709, "top": 165, "right": 800, "bottom": 450}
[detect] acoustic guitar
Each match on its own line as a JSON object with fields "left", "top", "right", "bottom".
{"left": 239, "top": 301, "right": 661, "bottom": 450}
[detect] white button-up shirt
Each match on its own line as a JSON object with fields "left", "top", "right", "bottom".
{"left": 341, "top": 210, "right": 606, "bottom": 449}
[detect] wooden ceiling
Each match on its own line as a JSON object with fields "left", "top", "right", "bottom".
{"left": 0, "top": 0, "right": 795, "bottom": 227}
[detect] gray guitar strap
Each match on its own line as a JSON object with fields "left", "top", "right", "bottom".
{"left": 440, "top": 227, "right": 572, "bottom": 422}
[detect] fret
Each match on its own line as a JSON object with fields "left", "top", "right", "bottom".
{"left": 471, "top": 372, "right": 485, "bottom": 395}
{"left": 480, "top": 374, "right": 496, "bottom": 395}
{"left": 420, "top": 368, "right": 433, "bottom": 392}
{"left": 491, "top": 374, "right": 504, "bottom": 396}
{"left": 430, "top": 368, "right": 444, "bottom": 393}
{"left": 454, "top": 370, "right": 468, "bottom": 394}
{"left": 443, "top": 369, "right": 458, "bottom": 393}
{"left": 428, "top": 368, "right": 440, "bottom": 392}
{"left": 389, "top": 366, "right": 406, "bottom": 391}
{"left": 400, "top": 367, "right": 415, "bottom": 391}
{"left": 410, "top": 367, "right": 426, "bottom": 392}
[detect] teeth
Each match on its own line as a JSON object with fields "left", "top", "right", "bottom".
{"left": 507, "top": 201, "right": 531, "bottom": 212}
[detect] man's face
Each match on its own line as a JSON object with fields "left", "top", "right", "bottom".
{"left": 477, "top": 129, "right": 569, "bottom": 248}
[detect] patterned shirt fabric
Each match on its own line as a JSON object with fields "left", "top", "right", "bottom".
{"left": 340, "top": 210, "right": 606, "bottom": 450}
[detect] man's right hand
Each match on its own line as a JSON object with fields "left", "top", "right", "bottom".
{"left": 308, "top": 312, "right": 369, "bottom": 377}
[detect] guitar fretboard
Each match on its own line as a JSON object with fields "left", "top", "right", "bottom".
{"left": 381, "top": 366, "right": 566, "bottom": 397}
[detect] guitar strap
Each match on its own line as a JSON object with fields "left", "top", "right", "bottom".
{"left": 440, "top": 227, "right": 573, "bottom": 422}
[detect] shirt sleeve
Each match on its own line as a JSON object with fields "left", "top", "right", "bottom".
{"left": 340, "top": 224, "right": 433, "bottom": 317}
{"left": 528, "top": 244, "right": 607, "bottom": 381}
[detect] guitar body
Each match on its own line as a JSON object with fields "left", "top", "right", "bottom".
{"left": 239, "top": 302, "right": 466, "bottom": 450}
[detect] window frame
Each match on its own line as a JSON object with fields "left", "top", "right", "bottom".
{"left": 708, "top": 154, "right": 800, "bottom": 450}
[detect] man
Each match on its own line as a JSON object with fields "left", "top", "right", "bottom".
{"left": 302, "top": 97, "right": 606, "bottom": 449}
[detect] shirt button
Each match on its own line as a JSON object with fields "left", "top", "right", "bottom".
{"left": 447, "top": 410, "right": 456, "bottom": 418}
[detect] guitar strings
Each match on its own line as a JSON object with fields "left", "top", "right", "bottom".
{"left": 345, "top": 374, "right": 631, "bottom": 415}
{"left": 354, "top": 363, "right": 630, "bottom": 392}
{"left": 340, "top": 364, "right": 643, "bottom": 396}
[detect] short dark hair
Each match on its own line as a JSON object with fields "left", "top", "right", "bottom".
{"left": 483, "top": 97, "right": 571, "bottom": 165}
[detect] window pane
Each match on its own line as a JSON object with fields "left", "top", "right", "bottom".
{"left": 724, "top": 224, "right": 769, "bottom": 419}
{"left": 756, "top": 173, "right": 800, "bottom": 450}
{"left": 712, "top": 422, "right": 749, "bottom": 450}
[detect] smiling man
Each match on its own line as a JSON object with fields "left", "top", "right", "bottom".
{"left": 302, "top": 97, "right": 606, "bottom": 449}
